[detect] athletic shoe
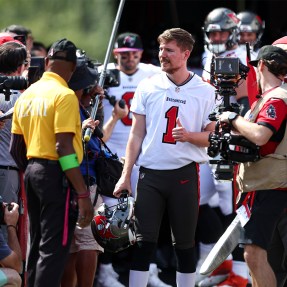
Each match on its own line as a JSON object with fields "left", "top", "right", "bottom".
{"left": 148, "top": 263, "right": 173, "bottom": 287}
{"left": 216, "top": 272, "right": 248, "bottom": 287}
{"left": 97, "top": 263, "right": 124, "bottom": 287}
{"left": 198, "top": 260, "right": 232, "bottom": 287}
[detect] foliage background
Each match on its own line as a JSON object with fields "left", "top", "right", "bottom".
{"left": 0, "top": 0, "right": 115, "bottom": 63}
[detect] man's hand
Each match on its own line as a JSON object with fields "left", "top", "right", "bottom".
{"left": 4, "top": 203, "right": 19, "bottom": 227}
{"left": 172, "top": 118, "right": 189, "bottom": 142}
{"left": 112, "top": 100, "right": 129, "bottom": 120}
{"left": 113, "top": 175, "right": 132, "bottom": 198}
{"left": 218, "top": 111, "right": 233, "bottom": 124}
{"left": 77, "top": 197, "right": 94, "bottom": 228}
{"left": 82, "top": 118, "right": 100, "bottom": 131}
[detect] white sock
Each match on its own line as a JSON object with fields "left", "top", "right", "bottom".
{"left": 232, "top": 260, "right": 248, "bottom": 279}
{"left": 176, "top": 271, "right": 196, "bottom": 287}
{"left": 129, "top": 270, "right": 149, "bottom": 287}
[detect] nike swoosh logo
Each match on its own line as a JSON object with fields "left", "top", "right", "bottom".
{"left": 180, "top": 180, "right": 190, "bottom": 184}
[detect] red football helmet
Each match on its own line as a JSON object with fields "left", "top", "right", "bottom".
{"left": 91, "top": 193, "right": 136, "bottom": 253}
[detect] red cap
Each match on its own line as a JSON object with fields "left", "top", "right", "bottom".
{"left": 0, "top": 35, "right": 22, "bottom": 46}
{"left": 272, "top": 36, "right": 287, "bottom": 46}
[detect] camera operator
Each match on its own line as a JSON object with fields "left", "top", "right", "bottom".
{"left": 219, "top": 45, "right": 287, "bottom": 287}
{"left": 0, "top": 202, "right": 22, "bottom": 287}
{"left": 0, "top": 41, "right": 27, "bottom": 239}
{"left": 196, "top": 8, "right": 251, "bottom": 286}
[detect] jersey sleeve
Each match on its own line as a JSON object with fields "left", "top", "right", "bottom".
{"left": 54, "top": 92, "right": 80, "bottom": 134}
{"left": 202, "top": 87, "right": 216, "bottom": 129}
{"left": 11, "top": 101, "right": 23, "bottom": 135}
{"left": 130, "top": 81, "right": 147, "bottom": 115}
{"left": 256, "top": 98, "right": 287, "bottom": 133}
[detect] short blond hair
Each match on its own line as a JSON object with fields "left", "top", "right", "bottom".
{"left": 157, "top": 28, "right": 195, "bottom": 52}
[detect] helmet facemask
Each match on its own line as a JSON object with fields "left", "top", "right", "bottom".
{"left": 203, "top": 7, "right": 240, "bottom": 54}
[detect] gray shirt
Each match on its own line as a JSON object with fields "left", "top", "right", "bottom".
{"left": 0, "top": 90, "right": 21, "bottom": 167}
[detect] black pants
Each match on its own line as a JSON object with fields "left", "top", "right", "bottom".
{"left": 25, "top": 159, "right": 78, "bottom": 287}
{"left": 136, "top": 162, "right": 199, "bottom": 248}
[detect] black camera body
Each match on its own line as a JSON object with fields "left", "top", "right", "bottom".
{"left": 28, "top": 56, "right": 45, "bottom": 86}
{"left": 208, "top": 57, "right": 259, "bottom": 180}
{"left": 0, "top": 75, "right": 28, "bottom": 101}
{"left": 0, "top": 196, "right": 13, "bottom": 225}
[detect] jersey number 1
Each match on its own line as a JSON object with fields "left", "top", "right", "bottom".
{"left": 162, "top": 106, "right": 178, "bottom": 144}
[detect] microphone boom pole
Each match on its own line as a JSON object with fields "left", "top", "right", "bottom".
{"left": 84, "top": 0, "right": 126, "bottom": 142}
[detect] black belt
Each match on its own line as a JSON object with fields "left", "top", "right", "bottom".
{"left": 0, "top": 165, "right": 19, "bottom": 171}
{"left": 28, "top": 158, "right": 59, "bottom": 165}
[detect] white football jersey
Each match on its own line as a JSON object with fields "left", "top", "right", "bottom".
{"left": 131, "top": 72, "right": 216, "bottom": 170}
{"left": 104, "top": 63, "right": 161, "bottom": 158}
{"left": 202, "top": 47, "right": 247, "bottom": 81}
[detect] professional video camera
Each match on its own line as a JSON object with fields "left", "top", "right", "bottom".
{"left": 77, "top": 49, "right": 120, "bottom": 90}
{"left": 76, "top": 49, "right": 122, "bottom": 107}
{"left": 207, "top": 57, "right": 260, "bottom": 180}
{"left": 0, "top": 75, "right": 27, "bottom": 101}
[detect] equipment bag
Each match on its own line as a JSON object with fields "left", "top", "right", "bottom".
{"left": 95, "top": 138, "right": 123, "bottom": 198}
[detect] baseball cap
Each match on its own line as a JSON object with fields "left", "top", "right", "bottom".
{"left": 68, "top": 59, "right": 98, "bottom": 91}
{"left": 249, "top": 45, "right": 287, "bottom": 67}
{"left": 272, "top": 36, "right": 287, "bottom": 52}
{"left": 0, "top": 33, "right": 24, "bottom": 46}
{"left": 114, "top": 32, "right": 143, "bottom": 53}
{"left": 4, "top": 24, "right": 32, "bottom": 37}
{"left": 47, "top": 38, "right": 77, "bottom": 63}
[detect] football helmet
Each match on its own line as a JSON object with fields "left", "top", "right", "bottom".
{"left": 91, "top": 192, "right": 136, "bottom": 253}
{"left": 203, "top": 7, "right": 240, "bottom": 54}
{"left": 237, "top": 11, "right": 265, "bottom": 49}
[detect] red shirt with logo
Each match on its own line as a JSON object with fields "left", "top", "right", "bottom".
{"left": 251, "top": 95, "right": 287, "bottom": 156}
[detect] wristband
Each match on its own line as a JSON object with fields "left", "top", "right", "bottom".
{"left": 77, "top": 191, "right": 90, "bottom": 199}
{"left": 59, "top": 153, "right": 79, "bottom": 171}
{"left": 7, "top": 225, "right": 17, "bottom": 230}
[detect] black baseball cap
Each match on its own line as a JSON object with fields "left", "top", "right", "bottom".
{"left": 249, "top": 45, "right": 287, "bottom": 67}
{"left": 68, "top": 59, "right": 98, "bottom": 91}
{"left": 114, "top": 32, "right": 143, "bottom": 53}
{"left": 47, "top": 38, "right": 77, "bottom": 63}
{"left": 4, "top": 24, "right": 32, "bottom": 37}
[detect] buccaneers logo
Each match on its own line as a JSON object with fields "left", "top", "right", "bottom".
{"left": 266, "top": 104, "right": 276, "bottom": 119}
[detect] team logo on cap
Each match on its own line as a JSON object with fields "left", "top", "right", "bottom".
{"left": 123, "top": 35, "right": 136, "bottom": 48}
{"left": 48, "top": 48, "right": 55, "bottom": 57}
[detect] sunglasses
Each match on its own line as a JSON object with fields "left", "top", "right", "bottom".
{"left": 118, "top": 52, "right": 140, "bottom": 60}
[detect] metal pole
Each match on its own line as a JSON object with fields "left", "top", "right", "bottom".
{"left": 84, "top": 0, "right": 126, "bottom": 142}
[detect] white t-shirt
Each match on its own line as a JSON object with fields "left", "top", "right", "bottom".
{"left": 131, "top": 72, "right": 216, "bottom": 170}
{"left": 104, "top": 63, "right": 161, "bottom": 158}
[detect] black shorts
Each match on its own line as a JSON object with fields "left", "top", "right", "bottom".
{"left": 243, "top": 189, "right": 287, "bottom": 250}
{"left": 134, "top": 162, "right": 199, "bottom": 249}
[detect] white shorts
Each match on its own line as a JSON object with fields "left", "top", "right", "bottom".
{"left": 70, "top": 185, "right": 104, "bottom": 253}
